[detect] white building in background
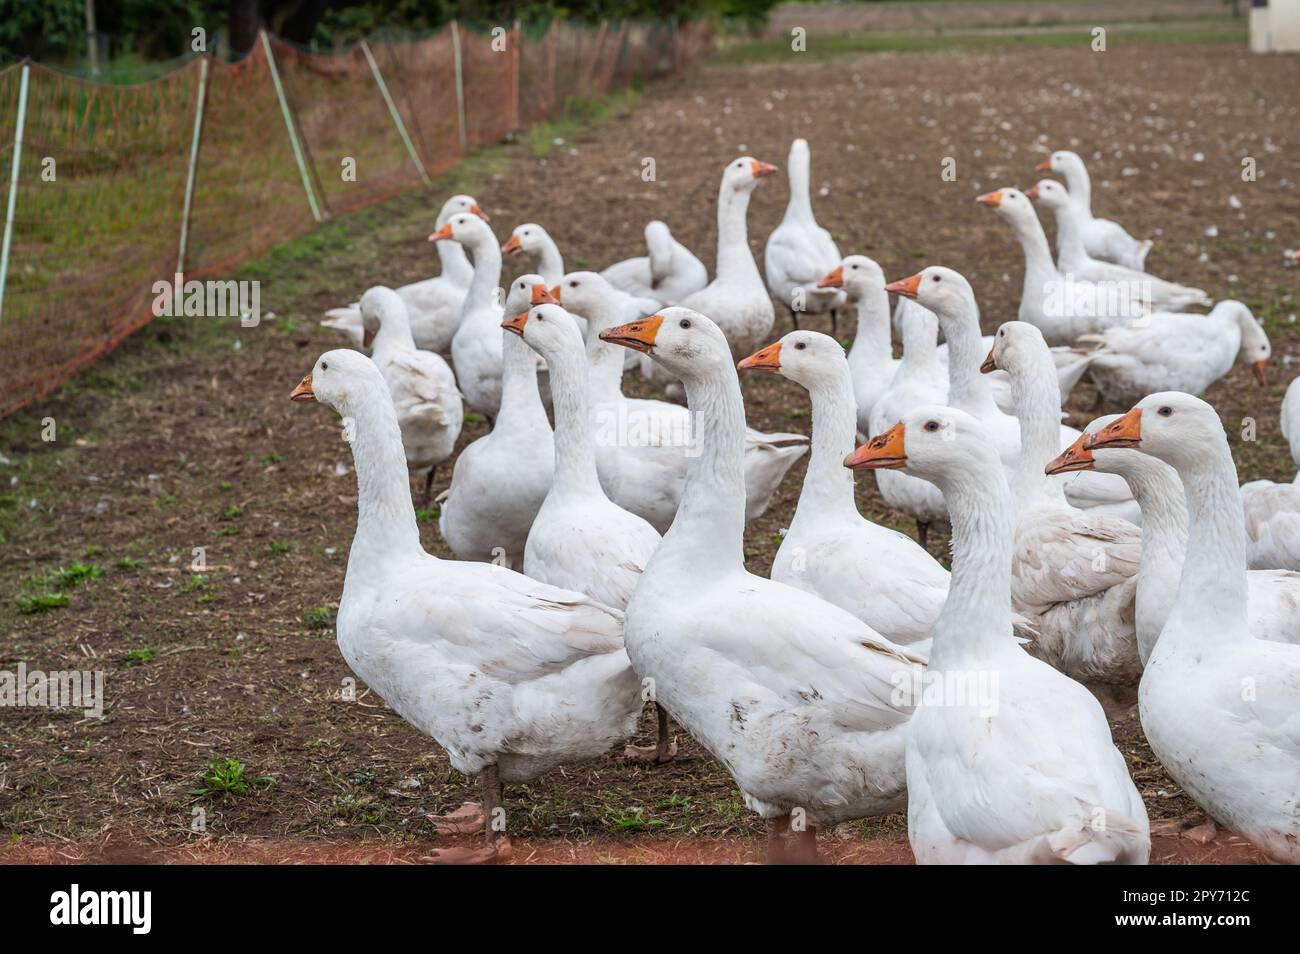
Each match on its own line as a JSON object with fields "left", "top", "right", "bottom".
{"left": 1251, "top": 0, "right": 1300, "bottom": 52}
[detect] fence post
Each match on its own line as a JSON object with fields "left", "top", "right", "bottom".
{"left": 0, "top": 62, "right": 31, "bottom": 326}
{"left": 511, "top": 20, "right": 521, "bottom": 132}
{"left": 450, "top": 20, "right": 469, "bottom": 155}
{"left": 176, "top": 56, "right": 210, "bottom": 277}
{"left": 361, "top": 39, "right": 431, "bottom": 187}
{"left": 260, "top": 30, "right": 323, "bottom": 223}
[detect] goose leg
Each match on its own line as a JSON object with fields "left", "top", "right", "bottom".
{"left": 765, "top": 814, "right": 793, "bottom": 864}
{"left": 420, "top": 466, "right": 436, "bottom": 508}
{"left": 916, "top": 520, "right": 929, "bottom": 549}
{"left": 791, "top": 823, "right": 822, "bottom": 865}
{"left": 623, "top": 703, "right": 678, "bottom": 765}
{"left": 829, "top": 308, "right": 839, "bottom": 340}
{"left": 788, "top": 305, "right": 801, "bottom": 332}
{"left": 428, "top": 764, "right": 510, "bottom": 864}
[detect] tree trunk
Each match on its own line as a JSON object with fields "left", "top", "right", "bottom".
{"left": 228, "top": 0, "right": 260, "bottom": 56}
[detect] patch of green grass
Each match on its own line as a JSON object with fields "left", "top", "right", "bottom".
{"left": 214, "top": 526, "right": 237, "bottom": 537}
{"left": 49, "top": 563, "right": 101, "bottom": 589}
{"left": 463, "top": 411, "right": 483, "bottom": 424}
{"left": 156, "top": 493, "right": 177, "bottom": 508}
{"left": 83, "top": 544, "right": 103, "bottom": 557}
{"left": 125, "top": 647, "right": 157, "bottom": 665}
{"left": 114, "top": 557, "right": 141, "bottom": 570}
{"left": 303, "top": 606, "right": 334, "bottom": 629}
{"left": 191, "top": 757, "right": 275, "bottom": 798}
{"left": 16, "top": 593, "right": 69, "bottom": 614}
{"left": 181, "top": 574, "right": 208, "bottom": 594}
{"left": 267, "top": 539, "right": 296, "bottom": 555}
{"left": 602, "top": 805, "right": 665, "bottom": 834}
{"left": 414, "top": 507, "right": 439, "bottom": 523}
{"left": 222, "top": 504, "right": 242, "bottom": 520}
{"left": 522, "top": 87, "right": 643, "bottom": 159}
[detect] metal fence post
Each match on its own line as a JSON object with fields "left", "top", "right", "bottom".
{"left": 0, "top": 62, "right": 31, "bottom": 325}
{"left": 361, "top": 39, "right": 431, "bottom": 187}
{"left": 176, "top": 56, "right": 209, "bottom": 277}
{"left": 450, "top": 20, "right": 469, "bottom": 154}
{"left": 260, "top": 30, "right": 323, "bottom": 223}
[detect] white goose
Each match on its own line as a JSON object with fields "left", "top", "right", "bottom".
{"left": 1028, "top": 180, "right": 1209, "bottom": 311}
{"left": 887, "top": 266, "right": 1139, "bottom": 523}
{"left": 847, "top": 407, "right": 1149, "bottom": 865}
{"left": 358, "top": 286, "right": 463, "bottom": 504}
{"left": 1239, "top": 479, "right": 1300, "bottom": 572}
{"left": 1036, "top": 150, "right": 1152, "bottom": 270}
{"left": 739, "top": 331, "right": 949, "bottom": 646}
{"left": 1079, "top": 300, "right": 1271, "bottom": 405}
{"left": 290, "top": 348, "right": 642, "bottom": 864}
{"left": 977, "top": 187, "right": 1143, "bottom": 345}
{"left": 764, "top": 139, "right": 846, "bottom": 334}
{"left": 1087, "top": 394, "right": 1300, "bottom": 864}
{"left": 816, "top": 255, "right": 896, "bottom": 435}
{"left": 501, "top": 222, "right": 564, "bottom": 285}
{"left": 557, "top": 271, "right": 809, "bottom": 532}
{"left": 680, "top": 157, "right": 779, "bottom": 360}
{"left": 600, "top": 307, "right": 924, "bottom": 864}
{"left": 322, "top": 194, "right": 485, "bottom": 352}
{"left": 437, "top": 276, "right": 553, "bottom": 568}
{"left": 1049, "top": 418, "right": 1300, "bottom": 664}
{"left": 503, "top": 295, "right": 676, "bottom": 764}
{"left": 870, "top": 300, "right": 949, "bottom": 545}
{"left": 986, "top": 321, "right": 1142, "bottom": 688}
{"left": 600, "top": 220, "right": 708, "bottom": 304}
{"left": 1282, "top": 374, "right": 1300, "bottom": 473}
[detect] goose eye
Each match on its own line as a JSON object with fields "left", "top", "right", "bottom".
{"left": 1158, "top": 406, "right": 1173, "bottom": 417}
{"left": 932, "top": 275, "right": 941, "bottom": 282}
{"left": 794, "top": 342, "right": 806, "bottom": 350}
{"left": 679, "top": 319, "right": 691, "bottom": 329}
{"left": 924, "top": 420, "right": 940, "bottom": 432}
{"left": 321, "top": 362, "right": 328, "bottom": 370}
{"left": 569, "top": 281, "right": 578, "bottom": 288}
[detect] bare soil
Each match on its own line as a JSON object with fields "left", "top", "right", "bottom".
{"left": 2, "top": 37, "right": 1297, "bottom": 864}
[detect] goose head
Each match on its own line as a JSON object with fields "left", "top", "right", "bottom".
{"left": 1035, "top": 150, "right": 1083, "bottom": 177}
{"left": 429, "top": 212, "right": 496, "bottom": 249}
{"left": 722, "top": 156, "right": 779, "bottom": 194}
{"left": 503, "top": 273, "right": 550, "bottom": 317}
{"left": 645, "top": 221, "right": 675, "bottom": 282}
{"left": 1213, "top": 300, "right": 1270, "bottom": 384}
{"left": 1086, "top": 392, "right": 1225, "bottom": 472}
{"left": 1046, "top": 414, "right": 1120, "bottom": 476}
{"left": 1024, "top": 178, "right": 1069, "bottom": 211}
{"left": 885, "top": 266, "right": 976, "bottom": 324}
{"left": 438, "top": 194, "right": 488, "bottom": 226}
{"left": 358, "top": 286, "right": 407, "bottom": 349}
{"left": 819, "top": 254, "right": 885, "bottom": 303}
{"left": 599, "top": 307, "right": 730, "bottom": 382}
{"left": 501, "top": 223, "right": 552, "bottom": 257}
{"left": 738, "top": 330, "right": 845, "bottom": 390}
{"left": 502, "top": 301, "right": 580, "bottom": 360}
{"left": 974, "top": 186, "right": 1037, "bottom": 226}
{"left": 289, "top": 348, "right": 385, "bottom": 415}
{"left": 844, "top": 405, "right": 1000, "bottom": 488}
{"left": 552, "top": 271, "right": 615, "bottom": 320}
{"left": 984, "top": 320, "right": 1048, "bottom": 375}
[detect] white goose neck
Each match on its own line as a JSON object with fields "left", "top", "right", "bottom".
{"left": 343, "top": 382, "right": 423, "bottom": 571}
{"left": 784, "top": 148, "right": 814, "bottom": 222}
{"left": 537, "top": 238, "right": 564, "bottom": 286}
{"left": 1117, "top": 458, "right": 1188, "bottom": 661}
{"left": 498, "top": 332, "right": 549, "bottom": 429}
{"left": 899, "top": 307, "right": 941, "bottom": 375}
{"left": 463, "top": 236, "right": 503, "bottom": 320}
{"left": 1048, "top": 203, "right": 1088, "bottom": 261}
{"left": 659, "top": 361, "right": 748, "bottom": 570}
{"left": 437, "top": 239, "right": 474, "bottom": 285}
{"left": 935, "top": 292, "right": 999, "bottom": 416}
{"left": 370, "top": 310, "right": 416, "bottom": 365}
{"left": 1007, "top": 349, "right": 1069, "bottom": 508}
{"left": 716, "top": 185, "right": 761, "bottom": 283}
{"left": 543, "top": 333, "right": 605, "bottom": 497}
{"left": 796, "top": 365, "right": 862, "bottom": 523}
{"left": 1007, "top": 212, "right": 1058, "bottom": 308}
{"left": 929, "top": 457, "right": 1016, "bottom": 667}
{"left": 1165, "top": 435, "right": 1250, "bottom": 647}
{"left": 1063, "top": 162, "right": 1093, "bottom": 213}
{"left": 850, "top": 288, "right": 893, "bottom": 372}
{"left": 581, "top": 300, "right": 629, "bottom": 402}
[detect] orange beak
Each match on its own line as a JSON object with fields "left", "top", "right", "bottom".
{"left": 598, "top": 314, "right": 663, "bottom": 354}
{"left": 429, "top": 222, "right": 454, "bottom": 242}
{"left": 1085, "top": 407, "right": 1142, "bottom": 451}
{"left": 1292, "top": 249, "right": 1300, "bottom": 262}
{"left": 980, "top": 346, "right": 997, "bottom": 374}
{"left": 1035, "top": 159, "right": 1052, "bottom": 173}
{"left": 502, "top": 312, "right": 529, "bottom": 336}
{"left": 501, "top": 234, "right": 523, "bottom": 255}
{"left": 844, "top": 423, "right": 907, "bottom": 471}
{"left": 1025, "top": 185, "right": 1041, "bottom": 200}
{"left": 738, "top": 341, "right": 782, "bottom": 373}
{"left": 818, "top": 266, "right": 844, "bottom": 289}
{"left": 1253, "top": 359, "right": 1268, "bottom": 386}
{"left": 550, "top": 285, "right": 562, "bottom": 302}
{"left": 289, "top": 371, "right": 315, "bottom": 402}
{"left": 470, "top": 204, "right": 489, "bottom": 222}
{"left": 531, "top": 283, "right": 558, "bottom": 306}
{"left": 362, "top": 327, "right": 376, "bottom": 349}
{"left": 885, "top": 273, "right": 923, "bottom": 299}
{"left": 975, "top": 191, "right": 1002, "bottom": 208}
{"left": 1045, "top": 432, "right": 1095, "bottom": 476}
{"left": 751, "top": 160, "right": 778, "bottom": 178}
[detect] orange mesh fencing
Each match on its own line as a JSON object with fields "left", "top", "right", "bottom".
{"left": 0, "top": 19, "right": 713, "bottom": 419}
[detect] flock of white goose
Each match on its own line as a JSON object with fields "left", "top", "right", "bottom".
{"left": 294, "top": 139, "right": 1300, "bottom": 864}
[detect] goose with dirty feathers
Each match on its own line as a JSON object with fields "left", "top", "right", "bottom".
{"left": 600, "top": 307, "right": 925, "bottom": 865}
{"left": 848, "top": 406, "right": 1149, "bottom": 864}
{"left": 290, "top": 348, "right": 642, "bottom": 864}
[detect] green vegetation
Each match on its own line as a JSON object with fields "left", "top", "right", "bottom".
{"left": 16, "top": 593, "right": 69, "bottom": 615}
{"left": 191, "top": 757, "right": 275, "bottom": 798}
{"left": 267, "top": 539, "right": 296, "bottom": 555}
{"left": 181, "top": 574, "right": 208, "bottom": 594}
{"left": 126, "top": 647, "right": 157, "bottom": 665}
{"left": 303, "top": 606, "right": 335, "bottom": 629}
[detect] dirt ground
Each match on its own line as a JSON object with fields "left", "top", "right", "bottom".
{"left": 2, "top": 36, "right": 1298, "bottom": 865}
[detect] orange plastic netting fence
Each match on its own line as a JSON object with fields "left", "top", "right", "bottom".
{"left": 0, "top": 19, "right": 713, "bottom": 419}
